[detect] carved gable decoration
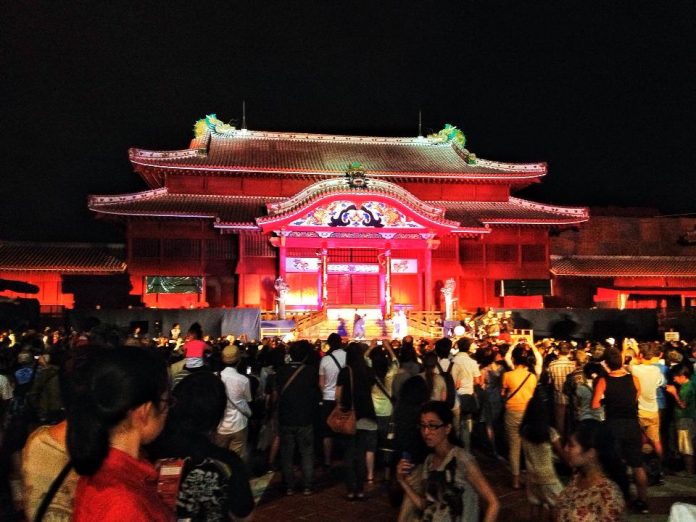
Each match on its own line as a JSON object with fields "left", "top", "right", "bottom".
{"left": 290, "top": 200, "right": 423, "bottom": 229}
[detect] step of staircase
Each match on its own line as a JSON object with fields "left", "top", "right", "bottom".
{"left": 297, "top": 318, "right": 437, "bottom": 341}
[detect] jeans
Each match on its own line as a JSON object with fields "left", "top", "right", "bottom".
{"left": 343, "top": 429, "right": 372, "bottom": 494}
{"left": 280, "top": 424, "right": 315, "bottom": 490}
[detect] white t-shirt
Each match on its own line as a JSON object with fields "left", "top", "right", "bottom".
{"left": 0, "top": 374, "right": 12, "bottom": 401}
{"left": 452, "top": 352, "right": 481, "bottom": 395}
{"left": 631, "top": 363, "right": 665, "bottom": 413}
{"left": 319, "top": 349, "right": 346, "bottom": 401}
{"left": 217, "top": 367, "right": 252, "bottom": 434}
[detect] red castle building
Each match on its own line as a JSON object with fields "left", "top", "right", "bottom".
{"left": 84, "top": 116, "right": 588, "bottom": 318}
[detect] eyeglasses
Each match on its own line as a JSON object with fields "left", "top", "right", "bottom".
{"left": 418, "top": 423, "right": 445, "bottom": 432}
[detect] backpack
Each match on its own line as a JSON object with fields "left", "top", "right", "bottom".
{"left": 436, "top": 360, "right": 457, "bottom": 410}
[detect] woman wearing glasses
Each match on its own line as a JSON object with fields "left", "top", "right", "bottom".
{"left": 396, "top": 401, "right": 499, "bottom": 522}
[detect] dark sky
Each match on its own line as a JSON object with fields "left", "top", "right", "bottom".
{"left": 3, "top": 2, "right": 695, "bottom": 243}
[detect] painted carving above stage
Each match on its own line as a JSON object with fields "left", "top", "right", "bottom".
{"left": 286, "top": 257, "right": 417, "bottom": 274}
{"left": 291, "top": 200, "right": 423, "bottom": 229}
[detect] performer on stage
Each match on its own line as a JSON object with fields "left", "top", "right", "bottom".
{"left": 392, "top": 309, "right": 408, "bottom": 340}
{"left": 337, "top": 317, "right": 348, "bottom": 337}
{"left": 353, "top": 311, "right": 365, "bottom": 339}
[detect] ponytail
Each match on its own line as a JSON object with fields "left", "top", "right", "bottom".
{"left": 66, "top": 347, "right": 168, "bottom": 476}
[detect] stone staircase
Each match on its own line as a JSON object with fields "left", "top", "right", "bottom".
{"left": 298, "top": 317, "right": 435, "bottom": 340}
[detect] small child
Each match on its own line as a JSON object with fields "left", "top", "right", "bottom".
{"left": 666, "top": 364, "right": 696, "bottom": 475}
{"left": 520, "top": 394, "right": 564, "bottom": 521}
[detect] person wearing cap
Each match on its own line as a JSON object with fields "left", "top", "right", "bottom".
{"left": 214, "top": 344, "right": 252, "bottom": 461}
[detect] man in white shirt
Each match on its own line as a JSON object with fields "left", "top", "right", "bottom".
{"left": 214, "top": 344, "right": 252, "bottom": 461}
{"left": 318, "top": 333, "right": 346, "bottom": 468}
{"left": 451, "top": 337, "right": 482, "bottom": 449}
{"left": 631, "top": 342, "right": 666, "bottom": 462}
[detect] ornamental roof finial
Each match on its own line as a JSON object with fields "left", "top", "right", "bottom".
{"left": 345, "top": 162, "right": 367, "bottom": 188}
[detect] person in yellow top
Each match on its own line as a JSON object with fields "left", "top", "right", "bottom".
{"left": 502, "top": 345, "right": 538, "bottom": 489}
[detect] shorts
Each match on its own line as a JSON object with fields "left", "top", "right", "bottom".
{"left": 321, "top": 400, "right": 336, "bottom": 438}
{"left": 638, "top": 410, "right": 661, "bottom": 448}
{"left": 606, "top": 418, "right": 643, "bottom": 467}
{"left": 527, "top": 481, "right": 563, "bottom": 507}
{"left": 676, "top": 418, "right": 695, "bottom": 456}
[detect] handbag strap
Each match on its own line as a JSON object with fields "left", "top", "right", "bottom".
{"left": 280, "top": 364, "right": 305, "bottom": 395}
{"left": 34, "top": 460, "right": 72, "bottom": 522}
{"left": 373, "top": 376, "right": 394, "bottom": 404}
{"left": 328, "top": 352, "right": 343, "bottom": 371}
{"left": 347, "top": 366, "right": 354, "bottom": 410}
{"left": 505, "top": 372, "right": 532, "bottom": 403}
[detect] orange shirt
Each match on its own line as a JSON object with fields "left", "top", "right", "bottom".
{"left": 502, "top": 367, "right": 537, "bottom": 412}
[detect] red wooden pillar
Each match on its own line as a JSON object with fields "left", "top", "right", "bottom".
{"left": 278, "top": 236, "right": 287, "bottom": 279}
{"left": 318, "top": 247, "right": 328, "bottom": 312}
{"left": 424, "top": 244, "right": 433, "bottom": 311}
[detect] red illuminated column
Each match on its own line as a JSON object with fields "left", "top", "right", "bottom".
{"left": 424, "top": 244, "right": 433, "bottom": 310}
{"left": 278, "top": 236, "right": 287, "bottom": 279}
{"left": 318, "top": 248, "right": 328, "bottom": 312}
{"left": 383, "top": 248, "right": 392, "bottom": 318}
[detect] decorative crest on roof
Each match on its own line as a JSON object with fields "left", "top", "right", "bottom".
{"left": 346, "top": 162, "right": 367, "bottom": 187}
{"left": 428, "top": 124, "right": 466, "bottom": 147}
{"left": 193, "top": 114, "right": 236, "bottom": 138}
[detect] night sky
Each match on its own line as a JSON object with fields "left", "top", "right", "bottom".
{"left": 3, "top": 3, "right": 695, "bottom": 243}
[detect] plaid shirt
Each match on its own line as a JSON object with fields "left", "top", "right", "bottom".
{"left": 548, "top": 356, "right": 576, "bottom": 405}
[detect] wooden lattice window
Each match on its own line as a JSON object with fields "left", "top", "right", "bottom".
{"left": 488, "top": 244, "right": 518, "bottom": 263}
{"left": 521, "top": 244, "right": 546, "bottom": 263}
{"left": 205, "top": 238, "right": 237, "bottom": 259}
{"left": 459, "top": 242, "right": 484, "bottom": 263}
{"left": 433, "top": 236, "right": 457, "bottom": 259}
{"left": 243, "top": 234, "right": 275, "bottom": 257}
{"left": 131, "top": 238, "right": 159, "bottom": 258}
{"left": 162, "top": 239, "right": 201, "bottom": 258}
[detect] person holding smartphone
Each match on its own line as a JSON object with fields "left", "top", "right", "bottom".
{"left": 396, "top": 401, "right": 499, "bottom": 522}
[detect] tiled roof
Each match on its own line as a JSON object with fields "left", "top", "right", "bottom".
{"left": 0, "top": 242, "right": 126, "bottom": 273}
{"left": 89, "top": 188, "right": 587, "bottom": 230}
{"left": 437, "top": 197, "right": 589, "bottom": 226}
{"left": 129, "top": 129, "right": 547, "bottom": 185}
{"left": 89, "top": 188, "right": 284, "bottom": 227}
{"left": 551, "top": 255, "right": 696, "bottom": 277}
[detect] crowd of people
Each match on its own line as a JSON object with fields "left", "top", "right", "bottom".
{"left": 0, "top": 320, "right": 695, "bottom": 521}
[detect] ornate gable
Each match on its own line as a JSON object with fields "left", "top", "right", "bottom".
{"left": 257, "top": 170, "right": 488, "bottom": 237}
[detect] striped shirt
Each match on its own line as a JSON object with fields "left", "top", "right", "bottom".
{"left": 548, "top": 357, "right": 576, "bottom": 405}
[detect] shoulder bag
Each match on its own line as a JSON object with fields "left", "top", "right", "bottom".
{"left": 327, "top": 366, "right": 356, "bottom": 435}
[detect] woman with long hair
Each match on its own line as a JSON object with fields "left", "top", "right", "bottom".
{"left": 519, "top": 394, "right": 564, "bottom": 521}
{"left": 555, "top": 419, "right": 628, "bottom": 521}
{"left": 396, "top": 401, "right": 499, "bottom": 522}
{"left": 421, "top": 352, "right": 446, "bottom": 402}
{"left": 67, "top": 347, "right": 171, "bottom": 521}
{"left": 477, "top": 347, "right": 504, "bottom": 457}
{"left": 335, "top": 341, "right": 376, "bottom": 500}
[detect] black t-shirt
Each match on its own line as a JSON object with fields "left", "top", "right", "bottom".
{"left": 337, "top": 365, "right": 376, "bottom": 421}
{"left": 275, "top": 362, "right": 319, "bottom": 426}
{"left": 148, "top": 430, "right": 255, "bottom": 520}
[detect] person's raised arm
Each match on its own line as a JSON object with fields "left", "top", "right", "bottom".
{"left": 504, "top": 345, "right": 514, "bottom": 370}
{"left": 530, "top": 343, "right": 543, "bottom": 376}
{"left": 591, "top": 377, "right": 606, "bottom": 410}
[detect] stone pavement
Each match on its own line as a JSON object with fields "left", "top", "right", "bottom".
{"left": 250, "top": 452, "right": 696, "bottom": 522}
